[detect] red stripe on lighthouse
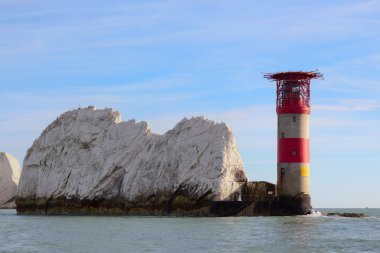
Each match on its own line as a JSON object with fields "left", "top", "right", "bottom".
{"left": 277, "top": 106, "right": 310, "bottom": 115}
{"left": 278, "top": 138, "right": 309, "bottom": 163}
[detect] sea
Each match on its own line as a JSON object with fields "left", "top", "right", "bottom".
{"left": 0, "top": 208, "right": 379, "bottom": 253}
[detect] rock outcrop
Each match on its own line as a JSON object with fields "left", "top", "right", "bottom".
{"left": 326, "top": 213, "right": 367, "bottom": 218}
{"left": 17, "top": 106, "right": 247, "bottom": 215}
{"left": 0, "top": 152, "right": 21, "bottom": 208}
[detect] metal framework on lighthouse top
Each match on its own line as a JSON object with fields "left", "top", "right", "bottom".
{"left": 264, "top": 71, "right": 323, "bottom": 110}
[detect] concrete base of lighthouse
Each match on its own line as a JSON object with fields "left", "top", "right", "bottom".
{"left": 275, "top": 194, "right": 312, "bottom": 215}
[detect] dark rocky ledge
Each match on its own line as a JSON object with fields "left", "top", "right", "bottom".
{"left": 326, "top": 213, "right": 367, "bottom": 218}
{"left": 16, "top": 197, "right": 311, "bottom": 216}
{"left": 16, "top": 193, "right": 211, "bottom": 216}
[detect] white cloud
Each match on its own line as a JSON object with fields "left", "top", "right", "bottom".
{"left": 314, "top": 98, "right": 380, "bottom": 112}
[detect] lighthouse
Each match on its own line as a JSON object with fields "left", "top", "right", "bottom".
{"left": 264, "top": 71, "right": 323, "bottom": 214}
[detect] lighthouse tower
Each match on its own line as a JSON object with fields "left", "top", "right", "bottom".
{"left": 264, "top": 71, "right": 323, "bottom": 214}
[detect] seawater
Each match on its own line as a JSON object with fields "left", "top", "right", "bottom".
{"left": 1, "top": 209, "right": 379, "bottom": 253}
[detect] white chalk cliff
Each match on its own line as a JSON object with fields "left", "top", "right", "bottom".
{"left": 0, "top": 152, "right": 21, "bottom": 208}
{"left": 17, "top": 107, "right": 247, "bottom": 214}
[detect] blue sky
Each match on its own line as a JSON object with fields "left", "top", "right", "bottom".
{"left": 1, "top": 0, "right": 379, "bottom": 207}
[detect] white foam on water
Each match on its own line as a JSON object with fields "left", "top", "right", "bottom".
{"left": 304, "top": 210, "right": 322, "bottom": 217}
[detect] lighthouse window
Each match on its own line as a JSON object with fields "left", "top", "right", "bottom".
{"left": 292, "top": 86, "right": 299, "bottom": 92}
{"left": 281, "top": 132, "right": 285, "bottom": 138}
{"left": 292, "top": 116, "right": 296, "bottom": 122}
{"left": 292, "top": 149, "right": 297, "bottom": 156}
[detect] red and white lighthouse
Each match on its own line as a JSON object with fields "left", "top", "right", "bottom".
{"left": 264, "top": 71, "right": 323, "bottom": 214}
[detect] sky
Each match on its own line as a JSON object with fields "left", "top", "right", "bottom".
{"left": 1, "top": 0, "right": 379, "bottom": 208}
